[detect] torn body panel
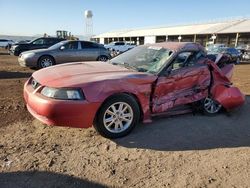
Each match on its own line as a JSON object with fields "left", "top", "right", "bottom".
{"left": 152, "top": 64, "right": 210, "bottom": 113}
{"left": 211, "top": 85, "right": 245, "bottom": 110}
{"left": 220, "top": 64, "right": 234, "bottom": 81}
{"left": 82, "top": 74, "right": 157, "bottom": 123}
{"left": 207, "top": 60, "right": 245, "bottom": 111}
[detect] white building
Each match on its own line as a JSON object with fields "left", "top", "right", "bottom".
{"left": 92, "top": 19, "right": 250, "bottom": 47}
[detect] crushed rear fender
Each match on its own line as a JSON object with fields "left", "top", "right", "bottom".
{"left": 207, "top": 60, "right": 245, "bottom": 110}
{"left": 212, "top": 85, "right": 245, "bottom": 110}
{"left": 220, "top": 64, "right": 234, "bottom": 81}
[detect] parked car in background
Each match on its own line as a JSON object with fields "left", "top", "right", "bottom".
{"left": 242, "top": 50, "right": 250, "bottom": 61}
{"left": 236, "top": 45, "right": 250, "bottom": 61}
{"left": 10, "top": 37, "right": 65, "bottom": 56}
{"left": 0, "top": 39, "right": 15, "bottom": 49}
{"left": 6, "top": 40, "right": 31, "bottom": 51}
{"left": 19, "top": 40, "right": 111, "bottom": 69}
{"left": 105, "top": 41, "right": 136, "bottom": 53}
{"left": 206, "top": 43, "right": 226, "bottom": 52}
{"left": 24, "top": 42, "right": 245, "bottom": 138}
{"left": 218, "top": 47, "right": 241, "bottom": 64}
{"left": 208, "top": 47, "right": 241, "bottom": 64}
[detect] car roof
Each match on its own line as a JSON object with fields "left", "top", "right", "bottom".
{"left": 38, "top": 37, "right": 64, "bottom": 40}
{"left": 222, "top": 47, "right": 236, "bottom": 50}
{"left": 213, "top": 43, "right": 225, "bottom": 46}
{"left": 146, "top": 42, "right": 205, "bottom": 52}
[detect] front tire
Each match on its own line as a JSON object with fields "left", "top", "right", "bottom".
{"left": 38, "top": 56, "right": 55, "bottom": 69}
{"left": 94, "top": 94, "right": 140, "bottom": 139}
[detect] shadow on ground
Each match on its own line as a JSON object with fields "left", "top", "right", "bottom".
{"left": 0, "top": 52, "right": 9, "bottom": 55}
{"left": 239, "top": 61, "right": 250, "bottom": 64}
{"left": 0, "top": 71, "right": 32, "bottom": 79}
{"left": 0, "top": 171, "right": 106, "bottom": 188}
{"left": 115, "top": 96, "right": 250, "bottom": 151}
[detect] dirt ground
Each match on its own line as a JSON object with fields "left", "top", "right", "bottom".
{"left": 0, "top": 48, "right": 250, "bottom": 188}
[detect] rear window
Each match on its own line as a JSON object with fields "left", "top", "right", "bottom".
{"left": 64, "top": 41, "right": 79, "bottom": 50}
{"left": 115, "top": 42, "right": 125, "bottom": 46}
{"left": 81, "top": 41, "right": 100, "bottom": 48}
{"left": 44, "top": 38, "right": 55, "bottom": 45}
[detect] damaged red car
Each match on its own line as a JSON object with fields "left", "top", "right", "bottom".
{"left": 24, "top": 42, "right": 245, "bottom": 138}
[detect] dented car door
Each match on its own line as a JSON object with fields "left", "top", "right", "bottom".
{"left": 152, "top": 52, "right": 211, "bottom": 113}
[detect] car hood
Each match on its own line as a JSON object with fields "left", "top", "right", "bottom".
{"left": 13, "top": 43, "right": 29, "bottom": 48}
{"left": 15, "top": 42, "right": 28, "bottom": 45}
{"left": 21, "top": 48, "right": 49, "bottom": 54}
{"left": 32, "top": 61, "right": 157, "bottom": 88}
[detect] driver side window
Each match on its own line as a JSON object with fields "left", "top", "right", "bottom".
{"left": 171, "top": 52, "right": 193, "bottom": 71}
{"left": 64, "top": 41, "right": 78, "bottom": 50}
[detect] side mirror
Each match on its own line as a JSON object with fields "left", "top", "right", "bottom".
{"left": 60, "top": 46, "right": 65, "bottom": 50}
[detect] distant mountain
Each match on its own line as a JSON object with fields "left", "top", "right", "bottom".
{"left": 32, "top": 34, "right": 43, "bottom": 38}
{"left": 0, "top": 35, "right": 36, "bottom": 42}
{"left": 0, "top": 34, "right": 92, "bottom": 42}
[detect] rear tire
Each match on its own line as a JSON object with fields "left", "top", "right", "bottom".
{"left": 94, "top": 94, "right": 140, "bottom": 139}
{"left": 202, "top": 97, "right": 222, "bottom": 115}
{"left": 97, "top": 55, "right": 109, "bottom": 62}
{"left": 38, "top": 56, "right": 55, "bottom": 69}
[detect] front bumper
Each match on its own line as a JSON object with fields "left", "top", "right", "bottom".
{"left": 24, "top": 80, "right": 101, "bottom": 128}
{"left": 18, "top": 56, "right": 37, "bottom": 68}
{"left": 9, "top": 47, "right": 19, "bottom": 56}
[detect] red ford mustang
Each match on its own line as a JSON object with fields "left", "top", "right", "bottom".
{"left": 24, "top": 42, "right": 245, "bottom": 138}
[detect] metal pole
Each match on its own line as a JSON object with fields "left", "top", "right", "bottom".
{"left": 194, "top": 34, "right": 197, "bottom": 42}
{"left": 235, "top": 33, "right": 239, "bottom": 47}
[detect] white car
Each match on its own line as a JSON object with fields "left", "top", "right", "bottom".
{"left": 0, "top": 39, "right": 15, "bottom": 48}
{"left": 243, "top": 51, "right": 250, "bottom": 61}
{"left": 105, "top": 41, "right": 136, "bottom": 53}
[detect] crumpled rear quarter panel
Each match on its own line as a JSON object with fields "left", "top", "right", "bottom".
{"left": 212, "top": 85, "right": 245, "bottom": 110}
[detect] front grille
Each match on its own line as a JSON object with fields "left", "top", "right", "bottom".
{"left": 31, "top": 78, "right": 40, "bottom": 89}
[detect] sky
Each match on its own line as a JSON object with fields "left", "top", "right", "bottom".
{"left": 0, "top": 0, "right": 250, "bottom": 36}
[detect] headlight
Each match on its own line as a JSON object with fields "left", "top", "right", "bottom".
{"left": 22, "top": 52, "right": 35, "bottom": 58}
{"left": 41, "top": 87, "right": 85, "bottom": 100}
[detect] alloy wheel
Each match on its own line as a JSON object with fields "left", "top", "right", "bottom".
{"left": 40, "top": 58, "right": 53, "bottom": 68}
{"left": 203, "top": 97, "right": 222, "bottom": 114}
{"left": 98, "top": 56, "right": 108, "bottom": 62}
{"left": 103, "top": 102, "right": 133, "bottom": 133}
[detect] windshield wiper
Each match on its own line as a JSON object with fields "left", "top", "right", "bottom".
{"left": 122, "top": 62, "right": 138, "bottom": 71}
{"left": 136, "top": 67, "right": 148, "bottom": 72}
{"left": 110, "top": 61, "right": 136, "bottom": 70}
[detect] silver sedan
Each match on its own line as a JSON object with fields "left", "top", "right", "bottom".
{"left": 18, "top": 40, "right": 111, "bottom": 69}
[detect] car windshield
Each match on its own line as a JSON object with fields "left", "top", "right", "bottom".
{"left": 48, "top": 41, "right": 68, "bottom": 50}
{"left": 109, "top": 46, "right": 173, "bottom": 74}
{"left": 26, "top": 38, "right": 35, "bottom": 44}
